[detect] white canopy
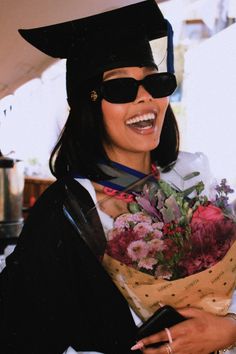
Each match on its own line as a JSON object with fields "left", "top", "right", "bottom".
{"left": 0, "top": 0, "right": 149, "bottom": 99}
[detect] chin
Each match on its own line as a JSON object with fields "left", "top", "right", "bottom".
{"left": 139, "top": 139, "right": 160, "bottom": 152}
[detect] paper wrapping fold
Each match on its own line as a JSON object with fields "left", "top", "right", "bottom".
{"left": 103, "top": 241, "right": 236, "bottom": 321}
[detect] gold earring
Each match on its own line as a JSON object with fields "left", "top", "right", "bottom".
{"left": 90, "top": 90, "right": 98, "bottom": 102}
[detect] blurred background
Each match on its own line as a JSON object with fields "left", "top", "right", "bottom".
{"left": 0, "top": 0, "right": 236, "bottom": 210}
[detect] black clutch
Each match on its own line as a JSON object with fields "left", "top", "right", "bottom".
{"left": 137, "top": 305, "right": 186, "bottom": 348}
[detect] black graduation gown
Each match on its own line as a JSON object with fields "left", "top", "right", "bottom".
{"left": 0, "top": 177, "right": 139, "bottom": 354}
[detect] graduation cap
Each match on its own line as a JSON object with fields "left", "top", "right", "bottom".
{"left": 19, "top": 0, "right": 175, "bottom": 105}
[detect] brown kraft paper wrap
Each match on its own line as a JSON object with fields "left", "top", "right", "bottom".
{"left": 103, "top": 241, "right": 236, "bottom": 321}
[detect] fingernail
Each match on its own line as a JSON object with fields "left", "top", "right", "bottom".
{"left": 131, "top": 341, "right": 144, "bottom": 350}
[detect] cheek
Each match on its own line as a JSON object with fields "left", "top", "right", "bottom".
{"left": 158, "top": 97, "right": 169, "bottom": 114}
{"left": 101, "top": 100, "right": 127, "bottom": 132}
{"left": 156, "top": 97, "right": 169, "bottom": 128}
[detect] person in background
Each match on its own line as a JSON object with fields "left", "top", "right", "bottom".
{"left": 0, "top": 1, "right": 236, "bottom": 353}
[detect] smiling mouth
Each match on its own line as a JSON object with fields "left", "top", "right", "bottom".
{"left": 126, "top": 112, "right": 156, "bottom": 129}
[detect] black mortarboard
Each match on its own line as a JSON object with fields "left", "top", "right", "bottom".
{"left": 19, "top": 0, "right": 174, "bottom": 106}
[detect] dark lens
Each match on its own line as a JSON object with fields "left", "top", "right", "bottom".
{"left": 101, "top": 78, "right": 138, "bottom": 103}
{"left": 143, "top": 73, "right": 177, "bottom": 98}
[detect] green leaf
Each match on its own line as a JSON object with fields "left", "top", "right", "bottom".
{"left": 180, "top": 181, "right": 204, "bottom": 198}
{"left": 165, "top": 195, "right": 181, "bottom": 219}
{"left": 158, "top": 180, "right": 177, "bottom": 198}
{"left": 183, "top": 171, "right": 200, "bottom": 181}
{"left": 128, "top": 202, "right": 141, "bottom": 213}
{"left": 195, "top": 181, "right": 205, "bottom": 195}
{"left": 161, "top": 206, "right": 175, "bottom": 223}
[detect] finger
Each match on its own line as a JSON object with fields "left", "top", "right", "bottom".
{"left": 140, "top": 322, "right": 190, "bottom": 350}
{"left": 177, "top": 307, "right": 203, "bottom": 319}
{"left": 143, "top": 343, "right": 175, "bottom": 354}
{"left": 141, "top": 329, "right": 170, "bottom": 347}
{"left": 131, "top": 341, "right": 145, "bottom": 351}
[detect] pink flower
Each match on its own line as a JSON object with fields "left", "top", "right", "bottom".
{"left": 133, "top": 222, "right": 153, "bottom": 238}
{"left": 132, "top": 212, "right": 153, "bottom": 224}
{"left": 113, "top": 212, "right": 152, "bottom": 229}
{"left": 127, "top": 240, "right": 149, "bottom": 261}
{"left": 152, "top": 229, "right": 163, "bottom": 238}
{"left": 113, "top": 213, "right": 137, "bottom": 229}
{"left": 152, "top": 222, "right": 164, "bottom": 230}
{"left": 155, "top": 265, "right": 172, "bottom": 280}
{"left": 148, "top": 238, "right": 165, "bottom": 253}
{"left": 138, "top": 257, "right": 157, "bottom": 270}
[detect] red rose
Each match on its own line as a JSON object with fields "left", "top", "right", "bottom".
{"left": 192, "top": 204, "right": 224, "bottom": 224}
{"left": 190, "top": 204, "right": 224, "bottom": 250}
{"left": 181, "top": 204, "right": 236, "bottom": 276}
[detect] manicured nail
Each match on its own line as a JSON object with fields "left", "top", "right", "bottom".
{"left": 131, "top": 341, "right": 144, "bottom": 350}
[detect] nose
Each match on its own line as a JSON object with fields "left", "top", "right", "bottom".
{"left": 134, "top": 84, "right": 153, "bottom": 103}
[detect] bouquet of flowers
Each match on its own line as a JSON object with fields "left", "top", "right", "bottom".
{"left": 102, "top": 176, "right": 236, "bottom": 321}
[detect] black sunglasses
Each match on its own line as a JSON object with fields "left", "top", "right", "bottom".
{"left": 90, "top": 72, "right": 177, "bottom": 104}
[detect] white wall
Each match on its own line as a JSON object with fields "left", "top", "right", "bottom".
{"left": 182, "top": 23, "right": 236, "bottom": 195}
{"left": 0, "top": 61, "right": 68, "bottom": 176}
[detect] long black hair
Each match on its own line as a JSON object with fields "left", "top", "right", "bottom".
{"left": 49, "top": 79, "right": 179, "bottom": 180}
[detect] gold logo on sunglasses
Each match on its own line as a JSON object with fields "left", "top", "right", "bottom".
{"left": 90, "top": 90, "right": 98, "bottom": 102}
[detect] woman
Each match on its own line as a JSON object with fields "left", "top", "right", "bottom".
{"left": 0, "top": 1, "right": 235, "bottom": 353}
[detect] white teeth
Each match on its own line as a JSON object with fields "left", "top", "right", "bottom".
{"left": 126, "top": 112, "right": 155, "bottom": 125}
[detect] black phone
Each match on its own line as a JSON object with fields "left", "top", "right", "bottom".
{"left": 137, "top": 305, "right": 186, "bottom": 347}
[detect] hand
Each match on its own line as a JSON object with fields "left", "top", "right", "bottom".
{"left": 131, "top": 307, "right": 236, "bottom": 354}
